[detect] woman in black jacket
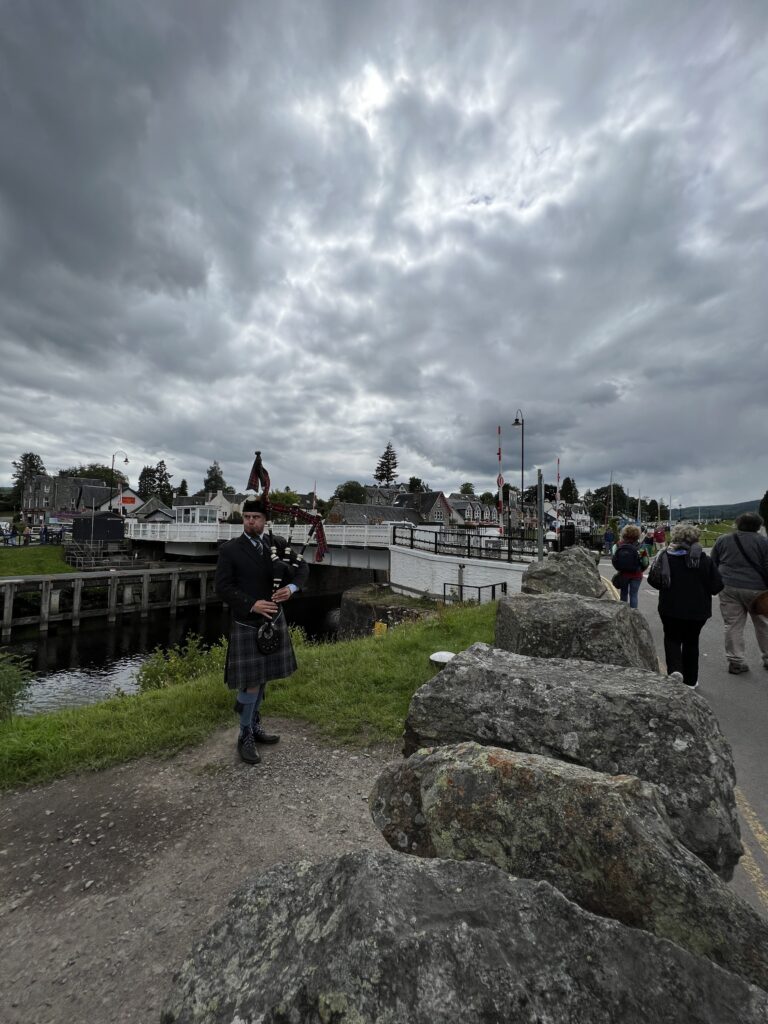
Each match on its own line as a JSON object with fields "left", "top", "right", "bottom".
{"left": 648, "top": 524, "right": 723, "bottom": 689}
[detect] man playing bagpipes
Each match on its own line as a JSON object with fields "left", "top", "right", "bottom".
{"left": 214, "top": 452, "right": 325, "bottom": 765}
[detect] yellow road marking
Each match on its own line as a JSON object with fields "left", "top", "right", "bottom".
{"left": 737, "top": 842, "right": 768, "bottom": 915}
{"left": 735, "top": 787, "right": 768, "bottom": 915}
{"left": 736, "top": 787, "right": 768, "bottom": 858}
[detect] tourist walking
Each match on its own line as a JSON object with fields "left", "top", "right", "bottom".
{"left": 654, "top": 523, "right": 667, "bottom": 549}
{"left": 214, "top": 497, "right": 309, "bottom": 765}
{"left": 647, "top": 524, "right": 723, "bottom": 689}
{"left": 643, "top": 525, "right": 656, "bottom": 555}
{"left": 603, "top": 526, "right": 615, "bottom": 555}
{"left": 611, "top": 524, "right": 650, "bottom": 609}
{"left": 710, "top": 512, "right": 768, "bottom": 675}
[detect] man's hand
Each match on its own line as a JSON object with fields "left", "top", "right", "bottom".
{"left": 251, "top": 598, "right": 278, "bottom": 618}
{"left": 272, "top": 586, "right": 293, "bottom": 604}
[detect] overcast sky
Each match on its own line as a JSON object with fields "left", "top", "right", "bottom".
{"left": 1, "top": 0, "right": 765, "bottom": 507}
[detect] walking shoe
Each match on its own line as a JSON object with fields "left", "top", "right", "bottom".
{"left": 252, "top": 719, "right": 280, "bottom": 744}
{"left": 668, "top": 671, "right": 683, "bottom": 683}
{"left": 727, "top": 663, "right": 750, "bottom": 675}
{"left": 237, "top": 728, "right": 261, "bottom": 765}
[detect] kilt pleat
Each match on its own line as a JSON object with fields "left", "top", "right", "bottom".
{"left": 224, "top": 615, "right": 297, "bottom": 689}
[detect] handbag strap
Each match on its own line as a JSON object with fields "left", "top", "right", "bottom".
{"left": 733, "top": 534, "right": 768, "bottom": 588}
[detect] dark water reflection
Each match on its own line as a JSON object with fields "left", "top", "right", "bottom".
{"left": 4, "top": 596, "right": 337, "bottom": 716}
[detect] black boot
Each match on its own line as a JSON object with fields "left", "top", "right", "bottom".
{"left": 237, "top": 727, "right": 261, "bottom": 764}
{"left": 252, "top": 713, "right": 280, "bottom": 744}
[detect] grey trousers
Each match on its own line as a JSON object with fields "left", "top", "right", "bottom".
{"left": 718, "top": 586, "right": 768, "bottom": 667}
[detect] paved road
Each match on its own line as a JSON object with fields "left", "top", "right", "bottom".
{"left": 603, "top": 558, "right": 768, "bottom": 918}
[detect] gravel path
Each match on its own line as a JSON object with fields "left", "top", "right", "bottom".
{"left": 0, "top": 720, "right": 398, "bottom": 1024}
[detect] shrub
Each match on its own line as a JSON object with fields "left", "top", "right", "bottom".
{"left": 0, "top": 650, "right": 33, "bottom": 720}
{"left": 137, "top": 634, "right": 227, "bottom": 692}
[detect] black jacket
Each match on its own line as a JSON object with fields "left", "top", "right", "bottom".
{"left": 214, "top": 532, "right": 309, "bottom": 625}
{"left": 657, "top": 550, "right": 723, "bottom": 621}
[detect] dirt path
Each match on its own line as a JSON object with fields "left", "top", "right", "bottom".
{"left": 0, "top": 720, "right": 398, "bottom": 1024}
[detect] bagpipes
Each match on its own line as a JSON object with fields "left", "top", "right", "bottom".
{"left": 246, "top": 451, "right": 328, "bottom": 595}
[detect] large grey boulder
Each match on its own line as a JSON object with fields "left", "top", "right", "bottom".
{"left": 161, "top": 850, "right": 768, "bottom": 1024}
{"left": 371, "top": 742, "right": 768, "bottom": 992}
{"left": 403, "top": 644, "right": 742, "bottom": 878}
{"left": 495, "top": 591, "right": 659, "bottom": 670}
{"left": 522, "top": 544, "right": 606, "bottom": 597}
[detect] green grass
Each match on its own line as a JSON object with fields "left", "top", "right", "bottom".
{"left": 0, "top": 545, "right": 70, "bottom": 577}
{"left": 698, "top": 522, "right": 734, "bottom": 548}
{"left": 0, "top": 603, "right": 495, "bottom": 790}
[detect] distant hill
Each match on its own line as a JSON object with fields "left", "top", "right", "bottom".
{"left": 678, "top": 498, "right": 760, "bottom": 521}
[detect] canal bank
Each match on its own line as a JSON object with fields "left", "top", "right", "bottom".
{"left": 3, "top": 591, "right": 343, "bottom": 717}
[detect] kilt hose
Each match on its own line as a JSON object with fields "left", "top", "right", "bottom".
{"left": 224, "top": 615, "right": 298, "bottom": 690}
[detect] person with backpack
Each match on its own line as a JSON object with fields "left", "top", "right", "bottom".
{"left": 710, "top": 512, "right": 768, "bottom": 675}
{"left": 611, "top": 524, "right": 650, "bottom": 608}
{"left": 647, "top": 524, "right": 723, "bottom": 689}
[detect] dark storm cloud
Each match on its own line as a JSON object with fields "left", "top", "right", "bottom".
{"left": 1, "top": 0, "right": 766, "bottom": 506}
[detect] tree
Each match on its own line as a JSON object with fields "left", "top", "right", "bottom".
{"left": 334, "top": 480, "right": 367, "bottom": 504}
{"left": 560, "top": 477, "right": 578, "bottom": 504}
{"left": 137, "top": 465, "right": 158, "bottom": 501}
{"left": 270, "top": 487, "right": 299, "bottom": 506}
{"left": 154, "top": 460, "right": 174, "bottom": 506}
{"left": 647, "top": 499, "right": 659, "bottom": 520}
{"left": 58, "top": 463, "right": 129, "bottom": 487}
{"left": 203, "top": 460, "right": 227, "bottom": 494}
{"left": 591, "top": 501, "right": 607, "bottom": 523}
{"left": 759, "top": 491, "right": 768, "bottom": 525}
{"left": 373, "top": 442, "right": 398, "bottom": 485}
{"left": 590, "top": 482, "right": 629, "bottom": 516}
{"left": 523, "top": 483, "right": 557, "bottom": 504}
{"left": 459, "top": 482, "right": 475, "bottom": 495}
{"left": 11, "top": 452, "right": 46, "bottom": 507}
{"left": 479, "top": 491, "right": 496, "bottom": 505}
{"left": 408, "top": 476, "right": 427, "bottom": 493}
{"left": 177, "top": 478, "right": 188, "bottom": 497}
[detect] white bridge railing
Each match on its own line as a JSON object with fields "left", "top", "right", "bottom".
{"left": 124, "top": 521, "right": 394, "bottom": 548}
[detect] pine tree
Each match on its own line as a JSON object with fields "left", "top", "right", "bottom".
{"left": 560, "top": 477, "right": 578, "bottom": 504}
{"left": 373, "top": 442, "right": 398, "bottom": 485}
{"left": 154, "top": 460, "right": 174, "bottom": 506}
{"left": 11, "top": 452, "right": 46, "bottom": 507}
{"left": 177, "top": 479, "right": 188, "bottom": 497}
{"left": 203, "top": 460, "right": 227, "bottom": 494}
{"left": 137, "top": 465, "right": 158, "bottom": 501}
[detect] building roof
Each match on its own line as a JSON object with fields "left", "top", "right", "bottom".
{"left": 326, "top": 502, "right": 420, "bottom": 526}
{"left": 79, "top": 484, "right": 113, "bottom": 507}
{"left": 132, "top": 494, "right": 173, "bottom": 520}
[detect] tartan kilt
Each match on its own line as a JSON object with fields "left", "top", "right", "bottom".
{"left": 224, "top": 616, "right": 297, "bottom": 690}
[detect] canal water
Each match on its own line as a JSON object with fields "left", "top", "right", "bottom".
{"left": 3, "top": 596, "right": 338, "bottom": 716}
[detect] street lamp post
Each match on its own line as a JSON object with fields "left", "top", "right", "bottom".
{"left": 109, "top": 450, "right": 130, "bottom": 513}
{"left": 512, "top": 410, "right": 524, "bottom": 535}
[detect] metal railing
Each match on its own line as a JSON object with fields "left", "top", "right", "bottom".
{"left": 442, "top": 581, "right": 508, "bottom": 605}
{"left": 392, "top": 526, "right": 536, "bottom": 563}
{"left": 123, "top": 520, "right": 393, "bottom": 548}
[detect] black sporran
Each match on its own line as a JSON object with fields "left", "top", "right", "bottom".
{"left": 256, "top": 613, "right": 283, "bottom": 655}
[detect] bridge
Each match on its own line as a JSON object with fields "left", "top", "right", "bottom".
{"left": 124, "top": 520, "right": 536, "bottom": 603}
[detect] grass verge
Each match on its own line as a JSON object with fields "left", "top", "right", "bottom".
{"left": 0, "top": 603, "right": 495, "bottom": 790}
{"left": 0, "top": 546, "right": 71, "bottom": 577}
{"left": 697, "top": 522, "right": 734, "bottom": 548}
